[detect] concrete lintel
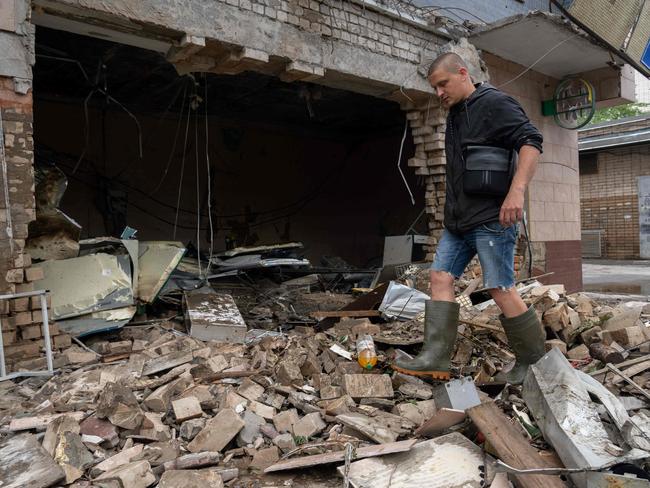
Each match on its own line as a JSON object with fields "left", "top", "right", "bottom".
{"left": 280, "top": 60, "right": 325, "bottom": 83}
{"left": 166, "top": 34, "right": 206, "bottom": 63}
{"left": 33, "top": 0, "right": 441, "bottom": 98}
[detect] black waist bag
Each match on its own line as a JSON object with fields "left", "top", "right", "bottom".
{"left": 462, "top": 145, "right": 516, "bottom": 197}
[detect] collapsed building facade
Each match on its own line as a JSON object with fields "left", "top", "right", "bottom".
{"left": 0, "top": 0, "right": 639, "bottom": 298}
{"left": 3, "top": 2, "right": 650, "bottom": 487}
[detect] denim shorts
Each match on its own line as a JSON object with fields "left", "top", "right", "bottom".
{"left": 431, "top": 221, "right": 519, "bottom": 290}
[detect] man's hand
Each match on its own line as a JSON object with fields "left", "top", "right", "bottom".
{"left": 500, "top": 187, "right": 525, "bottom": 227}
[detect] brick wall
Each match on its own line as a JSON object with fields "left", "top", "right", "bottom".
{"left": 579, "top": 145, "right": 650, "bottom": 259}
{"left": 582, "top": 115, "right": 650, "bottom": 138}
{"left": 0, "top": 76, "right": 35, "bottom": 295}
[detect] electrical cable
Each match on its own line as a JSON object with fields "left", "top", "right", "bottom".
{"left": 497, "top": 34, "right": 579, "bottom": 89}
{"left": 173, "top": 82, "right": 193, "bottom": 239}
{"left": 396, "top": 115, "right": 416, "bottom": 205}
{"left": 204, "top": 73, "right": 215, "bottom": 276}
{"left": 150, "top": 81, "right": 189, "bottom": 195}
{"left": 194, "top": 83, "right": 202, "bottom": 278}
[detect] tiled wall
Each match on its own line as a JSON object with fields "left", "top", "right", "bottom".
{"left": 483, "top": 52, "right": 581, "bottom": 243}
{"left": 580, "top": 145, "right": 650, "bottom": 259}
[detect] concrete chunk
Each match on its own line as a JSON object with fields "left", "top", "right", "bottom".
{"left": 237, "top": 410, "right": 266, "bottom": 447}
{"left": 180, "top": 418, "right": 206, "bottom": 441}
{"left": 292, "top": 412, "right": 326, "bottom": 438}
{"left": 95, "top": 460, "right": 156, "bottom": 488}
{"left": 185, "top": 289, "right": 247, "bottom": 343}
{"left": 237, "top": 378, "right": 265, "bottom": 402}
{"left": 249, "top": 446, "right": 280, "bottom": 471}
{"left": 188, "top": 408, "right": 245, "bottom": 453}
{"left": 272, "top": 408, "right": 300, "bottom": 433}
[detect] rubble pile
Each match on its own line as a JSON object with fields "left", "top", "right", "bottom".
{"left": 2, "top": 260, "right": 650, "bottom": 487}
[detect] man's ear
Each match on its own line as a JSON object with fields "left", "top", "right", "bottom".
{"left": 458, "top": 66, "right": 469, "bottom": 80}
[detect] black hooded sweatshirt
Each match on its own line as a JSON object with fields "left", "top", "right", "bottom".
{"left": 444, "top": 82, "right": 543, "bottom": 234}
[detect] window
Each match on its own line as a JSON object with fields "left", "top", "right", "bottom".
{"left": 579, "top": 153, "right": 599, "bottom": 175}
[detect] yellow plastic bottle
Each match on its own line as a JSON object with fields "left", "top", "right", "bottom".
{"left": 357, "top": 334, "right": 377, "bottom": 370}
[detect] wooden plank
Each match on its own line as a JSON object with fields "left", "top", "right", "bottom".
{"left": 606, "top": 364, "right": 650, "bottom": 402}
{"left": 459, "top": 318, "right": 504, "bottom": 334}
{"left": 589, "top": 354, "right": 650, "bottom": 377}
{"left": 414, "top": 408, "right": 466, "bottom": 438}
{"left": 467, "top": 402, "right": 567, "bottom": 488}
{"left": 143, "top": 350, "right": 194, "bottom": 376}
{"left": 9, "top": 412, "right": 86, "bottom": 432}
{"left": 264, "top": 439, "right": 417, "bottom": 473}
{"left": 0, "top": 433, "right": 65, "bottom": 488}
{"left": 610, "top": 359, "right": 650, "bottom": 385}
{"left": 311, "top": 310, "right": 381, "bottom": 319}
{"left": 316, "top": 282, "right": 389, "bottom": 332}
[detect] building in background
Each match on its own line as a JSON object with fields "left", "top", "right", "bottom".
{"left": 579, "top": 114, "right": 650, "bottom": 259}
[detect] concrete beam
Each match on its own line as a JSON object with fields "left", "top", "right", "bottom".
{"left": 166, "top": 35, "right": 206, "bottom": 63}
{"left": 33, "top": 0, "right": 442, "bottom": 99}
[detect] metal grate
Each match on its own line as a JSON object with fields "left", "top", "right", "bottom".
{"left": 581, "top": 230, "right": 603, "bottom": 258}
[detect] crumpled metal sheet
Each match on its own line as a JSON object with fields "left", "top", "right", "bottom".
{"left": 378, "top": 281, "right": 430, "bottom": 320}
{"left": 523, "top": 348, "right": 649, "bottom": 488}
{"left": 33, "top": 253, "right": 134, "bottom": 320}
{"left": 578, "top": 370, "right": 650, "bottom": 452}
{"left": 138, "top": 241, "right": 185, "bottom": 303}
{"left": 57, "top": 306, "right": 137, "bottom": 338}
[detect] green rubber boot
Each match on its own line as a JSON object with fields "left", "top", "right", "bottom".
{"left": 392, "top": 300, "right": 460, "bottom": 381}
{"left": 500, "top": 306, "right": 546, "bottom": 385}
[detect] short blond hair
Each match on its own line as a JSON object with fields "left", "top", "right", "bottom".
{"left": 427, "top": 52, "right": 468, "bottom": 77}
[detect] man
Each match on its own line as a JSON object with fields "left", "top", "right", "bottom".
{"left": 393, "top": 52, "right": 545, "bottom": 385}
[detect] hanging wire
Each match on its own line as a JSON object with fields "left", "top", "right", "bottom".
{"left": 397, "top": 115, "right": 416, "bottom": 205}
{"left": 203, "top": 73, "right": 215, "bottom": 276}
{"left": 173, "top": 81, "right": 193, "bottom": 239}
{"left": 497, "top": 34, "right": 580, "bottom": 89}
{"left": 194, "top": 82, "right": 203, "bottom": 278}
{"left": 150, "top": 81, "right": 189, "bottom": 194}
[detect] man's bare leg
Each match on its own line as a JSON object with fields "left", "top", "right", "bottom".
{"left": 430, "top": 270, "right": 455, "bottom": 302}
{"left": 488, "top": 287, "right": 527, "bottom": 318}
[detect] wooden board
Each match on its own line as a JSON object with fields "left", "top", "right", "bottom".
{"left": 143, "top": 350, "right": 194, "bottom": 376}
{"left": 610, "top": 359, "right": 650, "bottom": 385}
{"left": 316, "top": 282, "right": 389, "bottom": 332}
{"left": 264, "top": 439, "right": 417, "bottom": 473}
{"left": 310, "top": 310, "right": 381, "bottom": 318}
{"left": 467, "top": 402, "right": 567, "bottom": 488}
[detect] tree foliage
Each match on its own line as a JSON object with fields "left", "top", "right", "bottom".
{"left": 589, "top": 103, "right": 650, "bottom": 124}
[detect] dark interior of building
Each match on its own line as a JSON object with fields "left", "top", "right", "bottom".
{"left": 32, "top": 26, "right": 423, "bottom": 268}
